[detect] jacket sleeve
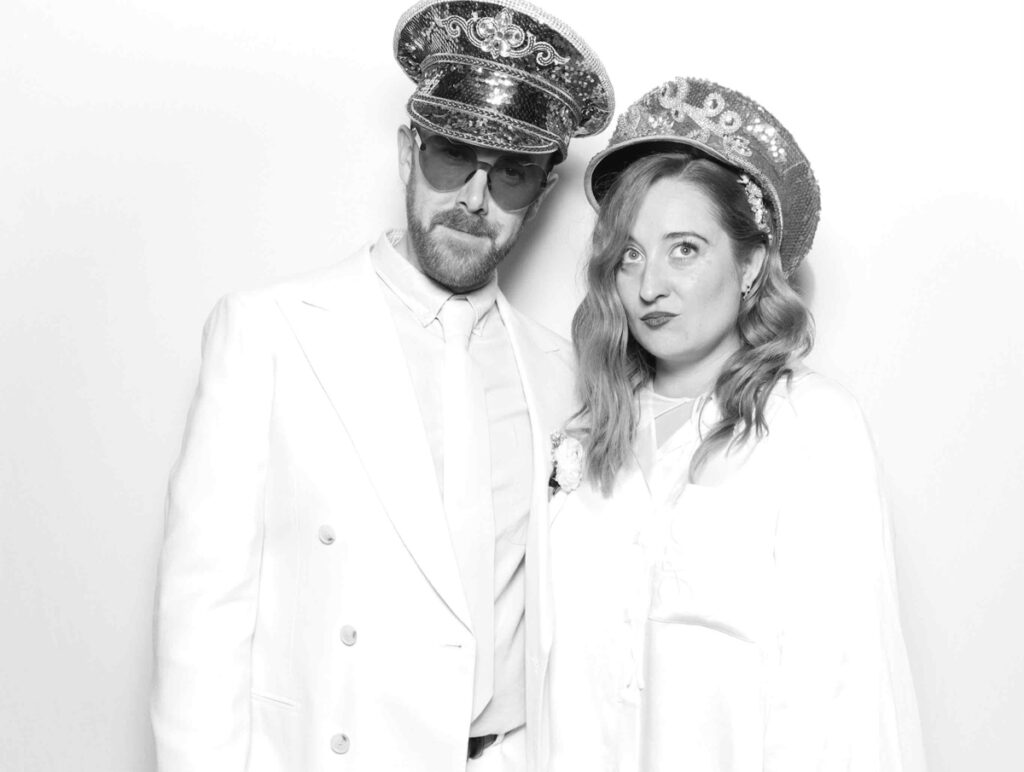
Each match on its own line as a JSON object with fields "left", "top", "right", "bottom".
{"left": 151, "top": 293, "right": 274, "bottom": 771}
{"left": 763, "top": 382, "right": 927, "bottom": 772}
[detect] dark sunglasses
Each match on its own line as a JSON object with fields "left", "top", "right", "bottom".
{"left": 412, "top": 128, "right": 549, "bottom": 212}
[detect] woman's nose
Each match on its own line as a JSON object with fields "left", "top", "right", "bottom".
{"left": 638, "top": 260, "right": 669, "bottom": 302}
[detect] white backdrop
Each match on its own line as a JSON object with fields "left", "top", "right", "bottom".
{"left": 2, "top": 1, "right": 1022, "bottom": 770}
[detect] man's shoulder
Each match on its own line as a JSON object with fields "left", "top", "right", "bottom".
{"left": 498, "top": 298, "right": 573, "bottom": 366}
{"left": 262, "top": 241, "right": 374, "bottom": 300}
{"left": 215, "top": 241, "right": 375, "bottom": 313}
{"left": 499, "top": 300, "right": 577, "bottom": 422}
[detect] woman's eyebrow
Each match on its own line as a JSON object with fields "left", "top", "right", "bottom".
{"left": 663, "top": 230, "right": 710, "bottom": 244}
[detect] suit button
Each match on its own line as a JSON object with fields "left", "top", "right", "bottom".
{"left": 318, "top": 525, "right": 336, "bottom": 545}
{"left": 330, "top": 733, "right": 350, "bottom": 754}
{"left": 340, "top": 625, "right": 358, "bottom": 646}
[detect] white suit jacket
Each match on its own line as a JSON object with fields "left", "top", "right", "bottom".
{"left": 151, "top": 240, "right": 576, "bottom": 772}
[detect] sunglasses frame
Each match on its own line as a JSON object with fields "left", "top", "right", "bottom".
{"left": 411, "top": 127, "right": 549, "bottom": 212}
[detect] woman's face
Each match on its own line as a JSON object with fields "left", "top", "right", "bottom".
{"left": 615, "top": 176, "right": 757, "bottom": 384}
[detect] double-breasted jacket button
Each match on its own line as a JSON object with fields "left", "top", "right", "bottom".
{"left": 330, "top": 733, "right": 350, "bottom": 754}
{"left": 340, "top": 625, "right": 358, "bottom": 646}
{"left": 317, "top": 525, "right": 336, "bottom": 545}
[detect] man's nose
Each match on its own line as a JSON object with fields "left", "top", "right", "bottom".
{"left": 456, "top": 167, "right": 490, "bottom": 214}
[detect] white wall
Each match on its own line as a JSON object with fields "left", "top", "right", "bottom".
{"left": 2, "top": 0, "right": 1021, "bottom": 769}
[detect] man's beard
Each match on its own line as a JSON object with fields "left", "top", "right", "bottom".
{"left": 406, "top": 186, "right": 521, "bottom": 293}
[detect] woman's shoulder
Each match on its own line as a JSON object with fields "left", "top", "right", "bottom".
{"left": 768, "top": 367, "right": 872, "bottom": 441}
{"left": 751, "top": 369, "right": 884, "bottom": 489}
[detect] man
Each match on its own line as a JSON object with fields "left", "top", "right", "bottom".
{"left": 150, "top": 1, "right": 612, "bottom": 770}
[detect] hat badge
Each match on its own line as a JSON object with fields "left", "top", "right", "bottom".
{"left": 660, "top": 82, "right": 751, "bottom": 159}
{"left": 438, "top": 8, "right": 570, "bottom": 66}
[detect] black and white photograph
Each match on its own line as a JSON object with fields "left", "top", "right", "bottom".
{"left": 2, "top": 0, "right": 1022, "bottom": 770}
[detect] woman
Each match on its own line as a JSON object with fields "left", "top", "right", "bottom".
{"left": 543, "top": 78, "right": 925, "bottom": 771}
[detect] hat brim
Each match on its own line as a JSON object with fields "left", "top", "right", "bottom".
{"left": 584, "top": 77, "right": 820, "bottom": 276}
{"left": 409, "top": 99, "right": 564, "bottom": 156}
{"left": 583, "top": 134, "right": 792, "bottom": 272}
{"left": 585, "top": 135, "right": 754, "bottom": 210}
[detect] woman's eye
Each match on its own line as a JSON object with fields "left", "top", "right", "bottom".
{"left": 669, "top": 242, "right": 698, "bottom": 259}
{"left": 620, "top": 247, "right": 643, "bottom": 265}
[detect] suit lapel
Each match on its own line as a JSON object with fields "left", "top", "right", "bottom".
{"left": 501, "top": 297, "right": 559, "bottom": 649}
{"left": 499, "top": 295, "right": 569, "bottom": 768}
{"left": 276, "top": 244, "right": 471, "bottom": 631}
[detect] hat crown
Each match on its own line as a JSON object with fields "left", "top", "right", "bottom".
{"left": 395, "top": 0, "right": 613, "bottom": 161}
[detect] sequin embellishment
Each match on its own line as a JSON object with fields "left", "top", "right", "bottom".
{"left": 746, "top": 118, "right": 787, "bottom": 163}
{"left": 440, "top": 9, "right": 570, "bottom": 66}
{"left": 656, "top": 82, "right": 752, "bottom": 158}
{"left": 738, "top": 174, "right": 770, "bottom": 234}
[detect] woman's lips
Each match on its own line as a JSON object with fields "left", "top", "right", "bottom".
{"left": 640, "top": 312, "right": 677, "bottom": 329}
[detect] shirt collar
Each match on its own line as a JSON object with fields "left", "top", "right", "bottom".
{"left": 371, "top": 230, "right": 499, "bottom": 332}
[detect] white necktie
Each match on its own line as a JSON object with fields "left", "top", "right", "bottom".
{"left": 439, "top": 297, "right": 495, "bottom": 719}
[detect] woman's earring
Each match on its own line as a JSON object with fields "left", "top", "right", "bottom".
{"left": 741, "top": 284, "right": 751, "bottom": 299}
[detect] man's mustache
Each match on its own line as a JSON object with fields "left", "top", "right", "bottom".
{"left": 430, "top": 209, "right": 497, "bottom": 240}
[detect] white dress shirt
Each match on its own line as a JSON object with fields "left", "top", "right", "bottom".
{"left": 371, "top": 231, "right": 532, "bottom": 737}
{"left": 546, "top": 369, "right": 926, "bottom": 771}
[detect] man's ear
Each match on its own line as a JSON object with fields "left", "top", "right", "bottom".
{"left": 397, "top": 125, "right": 415, "bottom": 186}
{"left": 524, "top": 172, "right": 558, "bottom": 222}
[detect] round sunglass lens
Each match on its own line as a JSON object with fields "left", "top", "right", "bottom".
{"left": 490, "top": 161, "right": 545, "bottom": 210}
{"left": 421, "top": 136, "right": 477, "bottom": 189}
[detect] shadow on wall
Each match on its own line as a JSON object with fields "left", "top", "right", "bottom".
{"left": 791, "top": 260, "right": 816, "bottom": 307}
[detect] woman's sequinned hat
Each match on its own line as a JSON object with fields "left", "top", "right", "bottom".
{"left": 585, "top": 77, "right": 821, "bottom": 273}
{"left": 395, "top": 0, "right": 614, "bottom": 163}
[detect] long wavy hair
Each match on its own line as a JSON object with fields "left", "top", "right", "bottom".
{"left": 571, "top": 151, "right": 814, "bottom": 494}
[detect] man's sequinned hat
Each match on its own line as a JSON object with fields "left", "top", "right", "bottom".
{"left": 585, "top": 77, "right": 821, "bottom": 273}
{"left": 394, "top": 0, "right": 614, "bottom": 163}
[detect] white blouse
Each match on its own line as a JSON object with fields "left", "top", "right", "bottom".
{"left": 545, "top": 370, "right": 926, "bottom": 772}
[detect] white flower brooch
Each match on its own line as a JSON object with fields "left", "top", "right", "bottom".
{"left": 549, "top": 430, "right": 584, "bottom": 495}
